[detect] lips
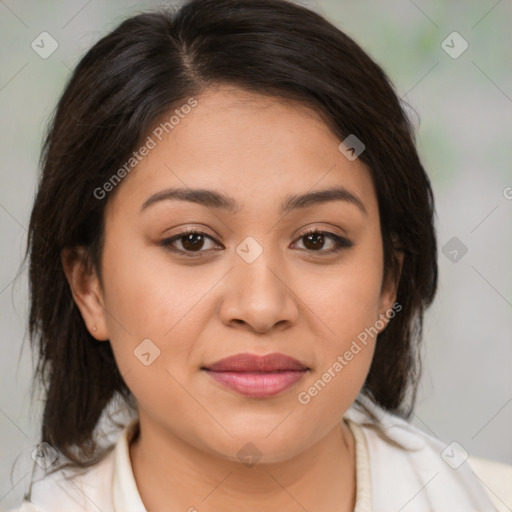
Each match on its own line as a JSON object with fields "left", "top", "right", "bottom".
{"left": 202, "top": 353, "right": 310, "bottom": 398}
{"left": 203, "top": 352, "right": 309, "bottom": 372}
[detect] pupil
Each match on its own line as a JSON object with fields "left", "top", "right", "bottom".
{"left": 183, "top": 233, "right": 204, "bottom": 251}
{"left": 305, "top": 232, "right": 324, "bottom": 250}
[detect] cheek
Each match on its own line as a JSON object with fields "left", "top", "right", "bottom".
{"left": 296, "top": 234, "right": 384, "bottom": 401}
{"left": 306, "top": 239, "right": 384, "bottom": 341}
{"left": 99, "top": 230, "right": 257, "bottom": 425}
{"left": 295, "top": 263, "right": 382, "bottom": 417}
{"left": 99, "top": 228, "right": 216, "bottom": 390}
{"left": 101, "top": 226, "right": 215, "bottom": 338}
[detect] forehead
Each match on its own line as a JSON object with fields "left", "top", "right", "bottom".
{"left": 106, "top": 85, "right": 378, "bottom": 219}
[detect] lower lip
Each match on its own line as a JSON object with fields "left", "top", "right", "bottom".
{"left": 203, "top": 370, "right": 308, "bottom": 398}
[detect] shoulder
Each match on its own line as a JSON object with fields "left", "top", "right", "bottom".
{"left": 27, "top": 451, "right": 114, "bottom": 512}
{"left": 345, "top": 401, "right": 511, "bottom": 511}
{"left": 467, "top": 455, "right": 512, "bottom": 512}
{"left": 11, "top": 449, "right": 116, "bottom": 512}
{"left": 9, "top": 419, "right": 141, "bottom": 512}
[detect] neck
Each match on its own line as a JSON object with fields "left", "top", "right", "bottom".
{"left": 129, "top": 415, "right": 357, "bottom": 512}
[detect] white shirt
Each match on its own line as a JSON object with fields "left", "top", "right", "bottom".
{"left": 10, "top": 404, "right": 512, "bottom": 512}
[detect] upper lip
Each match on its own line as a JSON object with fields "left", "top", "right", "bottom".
{"left": 202, "top": 352, "right": 309, "bottom": 372}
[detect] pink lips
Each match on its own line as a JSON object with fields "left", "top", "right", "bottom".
{"left": 202, "top": 352, "right": 309, "bottom": 398}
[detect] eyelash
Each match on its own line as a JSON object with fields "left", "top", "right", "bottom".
{"left": 160, "top": 227, "right": 353, "bottom": 257}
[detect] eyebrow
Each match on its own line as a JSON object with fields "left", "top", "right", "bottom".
{"left": 140, "top": 185, "right": 367, "bottom": 216}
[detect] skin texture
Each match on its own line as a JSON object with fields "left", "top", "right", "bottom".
{"left": 63, "top": 85, "right": 401, "bottom": 512}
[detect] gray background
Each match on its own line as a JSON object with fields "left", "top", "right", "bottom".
{"left": 1, "top": 0, "right": 511, "bottom": 509}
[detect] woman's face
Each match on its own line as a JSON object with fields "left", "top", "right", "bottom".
{"left": 76, "top": 85, "right": 399, "bottom": 463}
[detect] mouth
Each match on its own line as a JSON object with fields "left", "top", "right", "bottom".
{"left": 201, "top": 352, "right": 310, "bottom": 398}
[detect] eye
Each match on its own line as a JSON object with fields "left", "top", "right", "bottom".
{"left": 291, "top": 228, "right": 353, "bottom": 254}
{"left": 160, "top": 227, "right": 353, "bottom": 257}
{"left": 160, "top": 229, "right": 221, "bottom": 256}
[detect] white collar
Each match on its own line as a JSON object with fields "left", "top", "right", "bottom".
{"left": 109, "top": 406, "right": 498, "bottom": 512}
{"left": 110, "top": 416, "right": 373, "bottom": 512}
{"left": 22, "top": 403, "right": 500, "bottom": 511}
{"left": 112, "top": 418, "right": 146, "bottom": 512}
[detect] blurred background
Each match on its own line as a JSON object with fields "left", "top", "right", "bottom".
{"left": 1, "top": 0, "right": 511, "bottom": 509}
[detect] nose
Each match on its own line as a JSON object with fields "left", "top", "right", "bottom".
{"left": 218, "top": 251, "right": 300, "bottom": 334}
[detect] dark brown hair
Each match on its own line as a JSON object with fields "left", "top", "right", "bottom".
{"left": 26, "top": 0, "right": 437, "bottom": 473}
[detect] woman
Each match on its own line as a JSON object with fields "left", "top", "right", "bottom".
{"left": 13, "top": 0, "right": 511, "bottom": 510}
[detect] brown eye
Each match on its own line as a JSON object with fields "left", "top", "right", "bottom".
{"left": 293, "top": 229, "right": 353, "bottom": 254}
{"left": 303, "top": 231, "right": 326, "bottom": 250}
{"left": 181, "top": 232, "right": 206, "bottom": 251}
{"left": 161, "top": 229, "right": 220, "bottom": 255}
{"left": 160, "top": 228, "right": 353, "bottom": 258}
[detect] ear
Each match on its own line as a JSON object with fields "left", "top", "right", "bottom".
{"left": 377, "top": 249, "right": 404, "bottom": 331}
{"left": 61, "top": 247, "right": 109, "bottom": 341}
